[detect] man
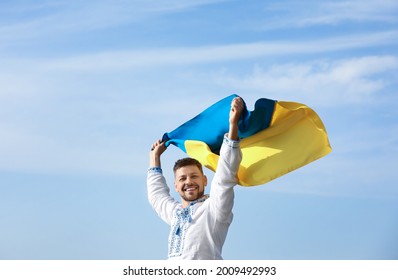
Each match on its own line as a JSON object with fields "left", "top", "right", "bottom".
{"left": 147, "top": 97, "right": 244, "bottom": 260}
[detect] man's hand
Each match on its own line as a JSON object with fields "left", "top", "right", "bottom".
{"left": 229, "top": 96, "right": 244, "bottom": 125}
{"left": 228, "top": 97, "right": 244, "bottom": 140}
{"left": 150, "top": 139, "right": 167, "bottom": 167}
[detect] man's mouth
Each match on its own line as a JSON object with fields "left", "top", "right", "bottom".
{"left": 183, "top": 185, "right": 198, "bottom": 192}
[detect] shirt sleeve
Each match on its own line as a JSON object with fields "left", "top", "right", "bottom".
{"left": 147, "top": 169, "right": 179, "bottom": 225}
{"left": 209, "top": 134, "right": 242, "bottom": 224}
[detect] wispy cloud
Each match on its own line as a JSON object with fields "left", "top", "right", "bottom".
{"left": 2, "top": 30, "right": 396, "bottom": 104}
{"left": 261, "top": 0, "right": 398, "bottom": 29}
{"left": 214, "top": 55, "right": 398, "bottom": 105}
{"left": 0, "top": 0, "right": 224, "bottom": 45}
{"left": 35, "top": 30, "right": 398, "bottom": 72}
{"left": 299, "top": 0, "right": 398, "bottom": 25}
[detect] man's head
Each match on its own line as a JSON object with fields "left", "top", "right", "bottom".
{"left": 174, "top": 158, "right": 207, "bottom": 207}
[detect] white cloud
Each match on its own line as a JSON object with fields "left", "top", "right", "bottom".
{"left": 261, "top": 0, "right": 398, "bottom": 29}
{"left": 301, "top": 0, "right": 398, "bottom": 25}
{"left": 0, "top": 0, "right": 224, "bottom": 44}
{"left": 214, "top": 55, "right": 398, "bottom": 105}
{"left": 30, "top": 30, "right": 397, "bottom": 72}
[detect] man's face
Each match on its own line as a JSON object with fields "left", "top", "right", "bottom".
{"left": 174, "top": 165, "right": 207, "bottom": 205}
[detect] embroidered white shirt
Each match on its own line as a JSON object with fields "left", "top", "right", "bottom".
{"left": 147, "top": 135, "right": 242, "bottom": 259}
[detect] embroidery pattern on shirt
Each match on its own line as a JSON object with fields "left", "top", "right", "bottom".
{"left": 168, "top": 195, "right": 209, "bottom": 258}
{"left": 168, "top": 207, "right": 191, "bottom": 257}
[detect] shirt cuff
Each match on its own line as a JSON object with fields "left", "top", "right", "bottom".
{"left": 148, "top": 167, "right": 163, "bottom": 174}
{"left": 223, "top": 133, "right": 240, "bottom": 148}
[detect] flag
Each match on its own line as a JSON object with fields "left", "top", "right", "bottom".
{"left": 162, "top": 94, "right": 332, "bottom": 186}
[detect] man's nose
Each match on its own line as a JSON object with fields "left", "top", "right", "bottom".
{"left": 185, "top": 177, "right": 193, "bottom": 185}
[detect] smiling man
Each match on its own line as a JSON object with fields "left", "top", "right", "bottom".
{"left": 147, "top": 97, "right": 244, "bottom": 260}
{"left": 173, "top": 158, "right": 207, "bottom": 206}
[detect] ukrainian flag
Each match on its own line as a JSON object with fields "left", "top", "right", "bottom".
{"left": 162, "top": 94, "right": 331, "bottom": 186}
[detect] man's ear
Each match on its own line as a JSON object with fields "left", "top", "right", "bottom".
{"left": 203, "top": 175, "right": 208, "bottom": 187}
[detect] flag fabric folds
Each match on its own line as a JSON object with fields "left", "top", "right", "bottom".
{"left": 162, "top": 94, "right": 332, "bottom": 186}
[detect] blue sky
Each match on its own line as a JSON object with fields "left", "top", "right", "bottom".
{"left": 0, "top": 0, "right": 397, "bottom": 260}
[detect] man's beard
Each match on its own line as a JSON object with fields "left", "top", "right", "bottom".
{"left": 181, "top": 187, "right": 205, "bottom": 202}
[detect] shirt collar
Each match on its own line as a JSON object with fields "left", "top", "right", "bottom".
{"left": 188, "top": 194, "right": 209, "bottom": 207}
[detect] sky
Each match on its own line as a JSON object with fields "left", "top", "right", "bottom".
{"left": 0, "top": 0, "right": 397, "bottom": 260}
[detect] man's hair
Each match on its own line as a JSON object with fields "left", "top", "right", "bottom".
{"left": 173, "top": 158, "right": 203, "bottom": 174}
